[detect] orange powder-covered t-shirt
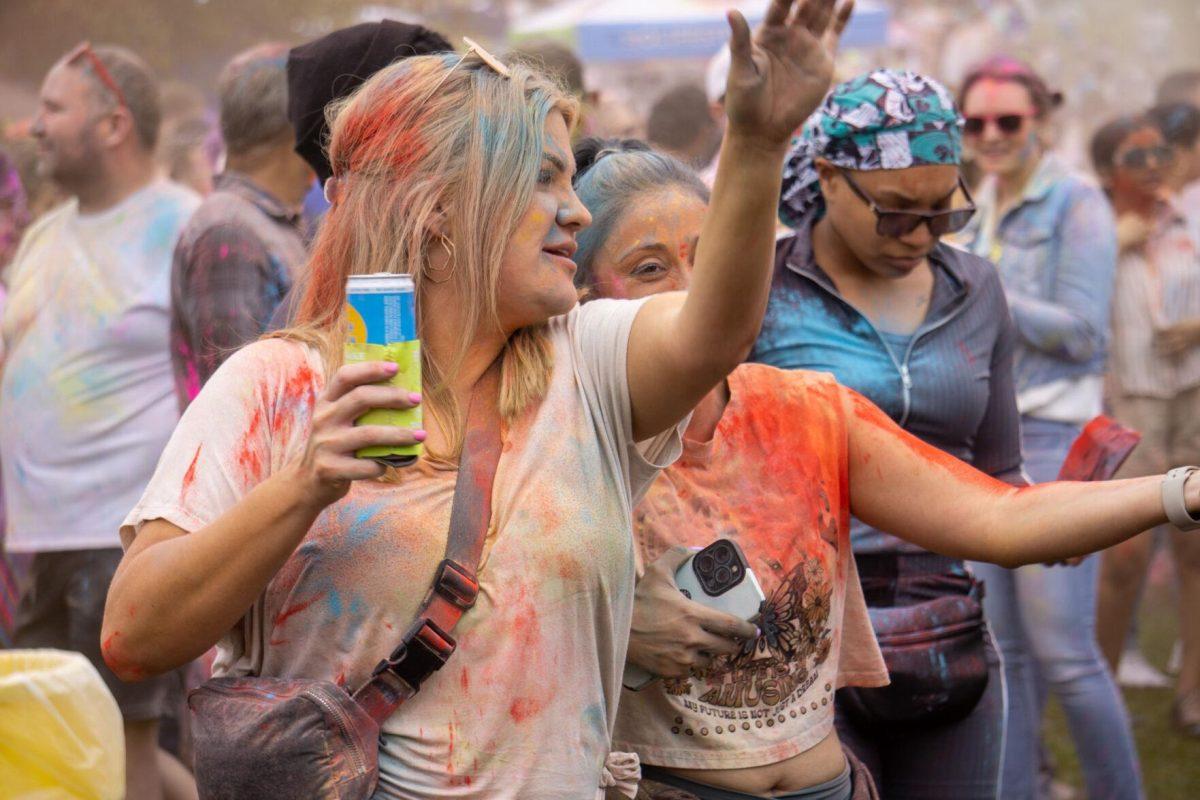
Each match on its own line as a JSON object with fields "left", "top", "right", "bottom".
{"left": 122, "top": 299, "right": 684, "bottom": 800}
{"left": 612, "top": 364, "right": 888, "bottom": 770}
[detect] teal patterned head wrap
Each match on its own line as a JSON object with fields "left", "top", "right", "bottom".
{"left": 779, "top": 69, "right": 963, "bottom": 228}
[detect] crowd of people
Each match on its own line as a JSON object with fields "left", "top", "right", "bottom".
{"left": 1, "top": 1, "right": 1199, "bottom": 799}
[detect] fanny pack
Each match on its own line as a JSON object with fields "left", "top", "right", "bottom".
{"left": 839, "top": 554, "right": 988, "bottom": 731}
{"left": 188, "top": 362, "right": 502, "bottom": 800}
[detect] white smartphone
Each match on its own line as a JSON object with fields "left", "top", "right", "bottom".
{"left": 623, "top": 539, "right": 765, "bottom": 691}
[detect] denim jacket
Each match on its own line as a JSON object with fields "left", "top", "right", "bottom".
{"left": 752, "top": 215, "right": 1024, "bottom": 554}
{"left": 961, "top": 155, "right": 1116, "bottom": 394}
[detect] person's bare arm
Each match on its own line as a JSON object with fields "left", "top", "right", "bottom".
{"left": 102, "top": 360, "right": 421, "bottom": 680}
{"left": 627, "top": 0, "right": 853, "bottom": 440}
{"left": 845, "top": 389, "right": 1187, "bottom": 568}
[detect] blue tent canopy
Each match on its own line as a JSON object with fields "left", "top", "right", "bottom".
{"left": 511, "top": 0, "right": 890, "bottom": 62}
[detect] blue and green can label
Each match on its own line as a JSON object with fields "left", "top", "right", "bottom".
{"left": 344, "top": 273, "right": 421, "bottom": 466}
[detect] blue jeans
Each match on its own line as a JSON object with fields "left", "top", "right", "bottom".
{"left": 970, "top": 417, "right": 1143, "bottom": 800}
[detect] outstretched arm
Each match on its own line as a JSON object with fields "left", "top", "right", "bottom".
{"left": 844, "top": 388, "right": 1189, "bottom": 567}
{"left": 627, "top": 0, "right": 853, "bottom": 440}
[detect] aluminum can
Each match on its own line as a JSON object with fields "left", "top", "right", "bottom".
{"left": 344, "top": 273, "right": 420, "bottom": 467}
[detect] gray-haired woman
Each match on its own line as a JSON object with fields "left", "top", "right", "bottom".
{"left": 569, "top": 128, "right": 1200, "bottom": 800}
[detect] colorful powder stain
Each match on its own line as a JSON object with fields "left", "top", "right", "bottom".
{"left": 180, "top": 444, "right": 203, "bottom": 501}
{"left": 272, "top": 592, "right": 326, "bottom": 628}
{"left": 101, "top": 631, "right": 146, "bottom": 680}
{"left": 508, "top": 697, "right": 544, "bottom": 723}
{"left": 848, "top": 389, "right": 1011, "bottom": 496}
{"left": 234, "top": 405, "right": 265, "bottom": 483}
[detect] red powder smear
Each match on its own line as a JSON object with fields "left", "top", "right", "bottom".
{"left": 556, "top": 555, "right": 583, "bottom": 581}
{"left": 338, "top": 86, "right": 430, "bottom": 177}
{"left": 510, "top": 589, "right": 542, "bottom": 651}
{"left": 101, "top": 632, "right": 146, "bottom": 680}
{"left": 273, "top": 592, "right": 326, "bottom": 627}
{"left": 280, "top": 362, "right": 319, "bottom": 405}
{"left": 957, "top": 340, "right": 976, "bottom": 366}
{"left": 1057, "top": 415, "right": 1141, "bottom": 482}
{"left": 272, "top": 362, "right": 321, "bottom": 441}
{"left": 235, "top": 406, "right": 265, "bottom": 482}
{"left": 335, "top": 669, "right": 346, "bottom": 687}
{"left": 707, "top": 369, "right": 845, "bottom": 561}
{"left": 508, "top": 697, "right": 544, "bottom": 723}
{"left": 849, "top": 391, "right": 1010, "bottom": 495}
{"left": 460, "top": 669, "right": 470, "bottom": 692}
{"left": 181, "top": 444, "right": 202, "bottom": 501}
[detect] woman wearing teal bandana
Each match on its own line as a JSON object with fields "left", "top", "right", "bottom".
{"left": 754, "top": 70, "right": 1018, "bottom": 798}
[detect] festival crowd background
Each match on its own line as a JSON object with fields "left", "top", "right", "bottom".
{"left": 0, "top": 0, "right": 1199, "bottom": 798}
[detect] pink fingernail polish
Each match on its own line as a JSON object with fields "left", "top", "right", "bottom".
{"left": 409, "top": 392, "right": 422, "bottom": 404}
{"left": 413, "top": 430, "right": 428, "bottom": 442}
{"left": 384, "top": 362, "right": 399, "bottom": 374}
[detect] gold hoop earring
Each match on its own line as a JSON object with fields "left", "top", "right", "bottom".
{"left": 428, "top": 235, "right": 456, "bottom": 284}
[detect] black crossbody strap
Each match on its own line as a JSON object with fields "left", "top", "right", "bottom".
{"left": 352, "top": 359, "right": 503, "bottom": 724}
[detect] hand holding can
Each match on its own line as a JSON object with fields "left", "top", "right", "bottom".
{"left": 344, "top": 273, "right": 423, "bottom": 467}
{"left": 296, "top": 360, "right": 424, "bottom": 508}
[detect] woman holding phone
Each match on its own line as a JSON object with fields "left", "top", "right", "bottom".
{"left": 569, "top": 71, "right": 1199, "bottom": 800}
{"left": 100, "top": 2, "right": 851, "bottom": 796}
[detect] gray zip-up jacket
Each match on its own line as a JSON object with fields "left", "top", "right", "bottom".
{"left": 751, "top": 214, "right": 1026, "bottom": 554}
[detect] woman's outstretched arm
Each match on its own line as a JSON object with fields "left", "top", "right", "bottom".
{"left": 845, "top": 389, "right": 1189, "bottom": 568}
{"left": 626, "top": 0, "right": 853, "bottom": 440}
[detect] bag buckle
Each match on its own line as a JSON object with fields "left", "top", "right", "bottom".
{"left": 371, "top": 619, "right": 457, "bottom": 689}
{"left": 434, "top": 559, "right": 479, "bottom": 610}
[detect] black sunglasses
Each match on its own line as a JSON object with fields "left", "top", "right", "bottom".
{"left": 839, "top": 169, "right": 977, "bottom": 238}
{"left": 963, "top": 114, "right": 1030, "bottom": 136}
{"left": 1118, "top": 145, "right": 1174, "bottom": 170}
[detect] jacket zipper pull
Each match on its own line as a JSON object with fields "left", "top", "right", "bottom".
{"left": 900, "top": 364, "right": 913, "bottom": 390}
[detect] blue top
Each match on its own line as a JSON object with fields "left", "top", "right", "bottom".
{"left": 961, "top": 155, "right": 1117, "bottom": 394}
{"left": 752, "top": 213, "right": 1025, "bottom": 554}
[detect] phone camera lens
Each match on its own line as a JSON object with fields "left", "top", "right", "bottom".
{"left": 715, "top": 566, "right": 732, "bottom": 586}
{"left": 714, "top": 547, "right": 732, "bottom": 565}
{"left": 697, "top": 554, "right": 716, "bottom": 574}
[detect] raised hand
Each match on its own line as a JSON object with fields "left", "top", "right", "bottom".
{"left": 723, "top": 0, "right": 854, "bottom": 149}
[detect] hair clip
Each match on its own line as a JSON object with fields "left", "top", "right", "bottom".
{"left": 462, "top": 37, "right": 511, "bottom": 79}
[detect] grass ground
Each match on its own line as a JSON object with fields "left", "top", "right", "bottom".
{"left": 1042, "top": 572, "right": 1199, "bottom": 799}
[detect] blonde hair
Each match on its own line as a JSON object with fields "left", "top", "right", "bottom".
{"left": 273, "top": 53, "right": 577, "bottom": 459}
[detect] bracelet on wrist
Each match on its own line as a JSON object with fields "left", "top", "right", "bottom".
{"left": 1162, "top": 466, "right": 1200, "bottom": 532}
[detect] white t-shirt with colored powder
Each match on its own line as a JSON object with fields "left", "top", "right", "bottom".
{"left": 122, "top": 298, "right": 684, "bottom": 799}
{"left": 1, "top": 180, "right": 199, "bottom": 552}
{"left": 613, "top": 366, "right": 888, "bottom": 771}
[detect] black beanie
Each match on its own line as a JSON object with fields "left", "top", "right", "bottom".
{"left": 286, "top": 20, "right": 452, "bottom": 185}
